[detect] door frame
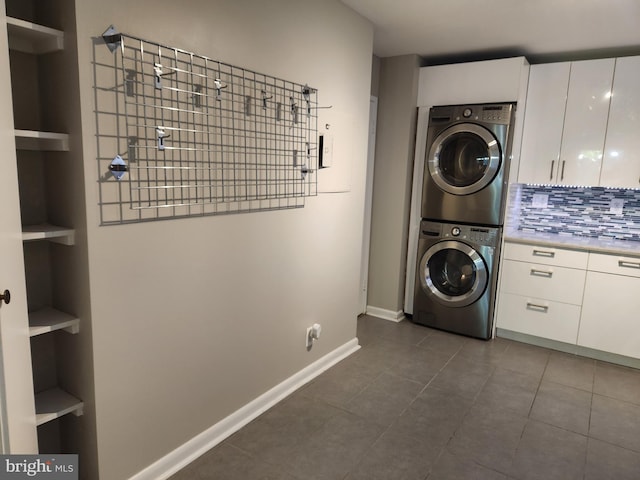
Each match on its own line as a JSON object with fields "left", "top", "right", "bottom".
{"left": 359, "top": 96, "right": 378, "bottom": 314}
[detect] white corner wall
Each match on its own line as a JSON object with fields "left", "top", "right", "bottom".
{"left": 73, "top": 1, "right": 373, "bottom": 478}
{"left": 366, "top": 55, "right": 420, "bottom": 318}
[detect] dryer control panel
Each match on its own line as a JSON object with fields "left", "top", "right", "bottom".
{"left": 421, "top": 220, "right": 500, "bottom": 248}
{"left": 430, "top": 103, "right": 514, "bottom": 125}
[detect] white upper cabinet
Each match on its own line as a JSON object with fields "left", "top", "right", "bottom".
{"left": 599, "top": 56, "right": 640, "bottom": 188}
{"left": 518, "top": 59, "right": 615, "bottom": 186}
{"left": 560, "top": 58, "right": 615, "bottom": 186}
{"left": 518, "top": 62, "right": 569, "bottom": 184}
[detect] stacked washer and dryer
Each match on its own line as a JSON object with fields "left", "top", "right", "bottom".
{"left": 413, "top": 103, "right": 516, "bottom": 340}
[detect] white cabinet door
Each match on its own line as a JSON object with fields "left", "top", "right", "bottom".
{"left": 559, "top": 58, "right": 615, "bottom": 186}
{"left": 518, "top": 59, "right": 614, "bottom": 186}
{"left": 518, "top": 63, "right": 569, "bottom": 184}
{"left": 578, "top": 271, "right": 640, "bottom": 359}
{"left": 599, "top": 56, "right": 640, "bottom": 188}
{"left": 0, "top": 11, "right": 38, "bottom": 453}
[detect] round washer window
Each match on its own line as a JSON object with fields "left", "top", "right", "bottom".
{"left": 428, "top": 248, "right": 477, "bottom": 296}
{"left": 428, "top": 123, "right": 501, "bottom": 195}
{"left": 419, "top": 240, "right": 488, "bottom": 307}
{"left": 438, "top": 132, "right": 492, "bottom": 187}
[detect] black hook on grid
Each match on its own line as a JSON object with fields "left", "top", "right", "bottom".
{"left": 300, "top": 165, "right": 314, "bottom": 180}
{"left": 153, "top": 62, "right": 177, "bottom": 89}
{"left": 306, "top": 141, "right": 316, "bottom": 159}
{"left": 157, "top": 127, "right": 170, "bottom": 151}
{"left": 214, "top": 79, "right": 228, "bottom": 101}
{"left": 302, "top": 84, "right": 315, "bottom": 115}
{"left": 290, "top": 96, "right": 299, "bottom": 124}
{"left": 261, "top": 89, "right": 273, "bottom": 110}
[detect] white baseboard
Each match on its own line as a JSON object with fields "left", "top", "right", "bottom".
{"left": 129, "top": 338, "right": 361, "bottom": 480}
{"left": 365, "top": 305, "right": 405, "bottom": 323}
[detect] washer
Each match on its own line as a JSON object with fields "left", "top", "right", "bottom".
{"left": 413, "top": 220, "right": 501, "bottom": 340}
{"left": 421, "top": 103, "right": 515, "bottom": 226}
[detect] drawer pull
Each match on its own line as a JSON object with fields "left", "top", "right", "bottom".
{"left": 526, "top": 302, "right": 549, "bottom": 313}
{"left": 532, "top": 249, "right": 555, "bottom": 258}
{"left": 618, "top": 260, "right": 640, "bottom": 269}
{"left": 530, "top": 269, "right": 553, "bottom": 278}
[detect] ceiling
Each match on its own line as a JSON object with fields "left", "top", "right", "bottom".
{"left": 340, "top": 0, "right": 640, "bottom": 64}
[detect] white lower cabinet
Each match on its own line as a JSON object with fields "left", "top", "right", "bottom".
{"left": 498, "top": 293, "right": 582, "bottom": 344}
{"left": 497, "top": 243, "right": 588, "bottom": 343}
{"left": 497, "top": 242, "right": 640, "bottom": 363}
{"left": 500, "top": 260, "right": 586, "bottom": 305}
{"left": 577, "top": 254, "right": 640, "bottom": 359}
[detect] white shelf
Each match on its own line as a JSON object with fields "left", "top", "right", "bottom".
{"left": 29, "top": 307, "right": 79, "bottom": 337}
{"left": 6, "top": 17, "right": 64, "bottom": 54}
{"left": 35, "top": 388, "right": 83, "bottom": 426}
{"left": 22, "top": 223, "right": 75, "bottom": 245}
{"left": 14, "top": 129, "right": 69, "bottom": 151}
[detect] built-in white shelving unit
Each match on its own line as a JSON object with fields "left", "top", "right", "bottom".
{"left": 35, "top": 388, "right": 83, "bottom": 426}
{"left": 22, "top": 223, "right": 75, "bottom": 244}
{"left": 14, "top": 129, "right": 69, "bottom": 151}
{"left": 29, "top": 307, "right": 79, "bottom": 337}
{"left": 6, "top": 16, "right": 63, "bottom": 54}
{"left": 5, "top": 4, "right": 84, "bottom": 453}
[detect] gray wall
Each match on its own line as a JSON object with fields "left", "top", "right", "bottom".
{"left": 367, "top": 55, "right": 420, "bottom": 316}
{"left": 73, "top": 1, "right": 373, "bottom": 478}
{"left": 371, "top": 55, "right": 381, "bottom": 97}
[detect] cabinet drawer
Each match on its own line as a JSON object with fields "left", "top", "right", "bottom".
{"left": 504, "top": 242, "right": 589, "bottom": 269}
{"left": 588, "top": 252, "right": 640, "bottom": 278}
{"left": 500, "top": 259, "right": 586, "bottom": 305}
{"left": 497, "top": 292, "right": 581, "bottom": 344}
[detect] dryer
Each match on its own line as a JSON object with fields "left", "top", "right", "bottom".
{"left": 413, "top": 219, "right": 501, "bottom": 340}
{"left": 421, "top": 103, "right": 515, "bottom": 226}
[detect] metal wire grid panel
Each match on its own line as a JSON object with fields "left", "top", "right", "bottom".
{"left": 97, "top": 29, "right": 318, "bottom": 224}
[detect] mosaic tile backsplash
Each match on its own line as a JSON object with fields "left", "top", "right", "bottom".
{"left": 508, "top": 184, "right": 640, "bottom": 242}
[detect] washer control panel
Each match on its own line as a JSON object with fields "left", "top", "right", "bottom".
{"left": 429, "top": 221, "right": 500, "bottom": 247}
{"left": 469, "top": 227, "right": 492, "bottom": 243}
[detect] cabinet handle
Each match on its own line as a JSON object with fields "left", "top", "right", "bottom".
{"left": 560, "top": 160, "right": 566, "bottom": 181}
{"left": 532, "top": 249, "right": 555, "bottom": 258}
{"left": 526, "top": 302, "right": 549, "bottom": 313}
{"left": 618, "top": 260, "right": 640, "bottom": 269}
{"left": 530, "top": 269, "right": 553, "bottom": 278}
{"left": 549, "top": 160, "right": 555, "bottom": 181}
{"left": 0, "top": 289, "right": 10, "bottom": 305}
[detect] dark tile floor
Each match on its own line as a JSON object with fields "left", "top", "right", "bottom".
{"left": 170, "top": 314, "right": 640, "bottom": 480}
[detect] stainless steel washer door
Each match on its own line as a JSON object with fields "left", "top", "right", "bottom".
{"left": 427, "top": 123, "right": 501, "bottom": 195}
{"left": 419, "top": 240, "right": 488, "bottom": 307}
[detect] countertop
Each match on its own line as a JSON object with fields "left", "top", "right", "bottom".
{"left": 504, "top": 229, "right": 640, "bottom": 257}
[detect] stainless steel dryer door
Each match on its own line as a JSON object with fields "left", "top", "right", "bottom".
{"left": 427, "top": 123, "right": 501, "bottom": 195}
{"left": 419, "top": 240, "right": 488, "bottom": 307}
